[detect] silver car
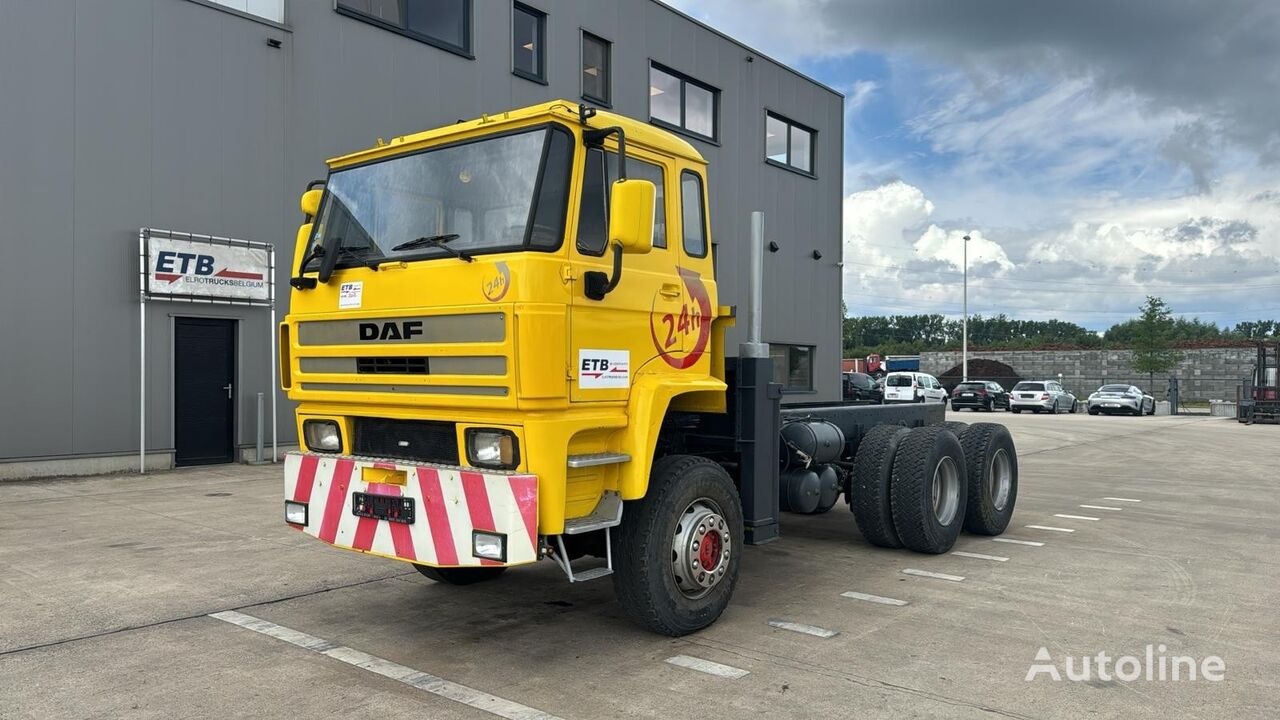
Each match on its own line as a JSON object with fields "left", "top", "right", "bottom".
{"left": 1086, "top": 384, "right": 1155, "bottom": 416}
{"left": 1009, "top": 380, "right": 1077, "bottom": 414}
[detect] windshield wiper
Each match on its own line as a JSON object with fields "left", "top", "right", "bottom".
{"left": 391, "top": 233, "right": 473, "bottom": 262}
{"left": 334, "top": 245, "right": 381, "bottom": 271}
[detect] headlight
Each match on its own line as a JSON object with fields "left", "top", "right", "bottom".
{"left": 465, "top": 428, "right": 518, "bottom": 469}
{"left": 472, "top": 530, "right": 507, "bottom": 562}
{"left": 303, "top": 419, "right": 342, "bottom": 452}
{"left": 284, "top": 500, "right": 309, "bottom": 526}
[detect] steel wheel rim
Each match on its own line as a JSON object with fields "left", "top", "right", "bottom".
{"left": 989, "top": 449, "right": 1012, "bottom": 511}
{"left": 671, "top": 498, "right": 731, "bottom": 600}
{"left": 931, "top": 456, "right": 960, "bottom": 525}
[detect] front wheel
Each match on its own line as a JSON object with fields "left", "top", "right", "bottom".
{"left": 612, "top": 455, "right": 743, "bottom": 636}
{"left": 1070, "top": 399, "right": 1078, "bottom": 413}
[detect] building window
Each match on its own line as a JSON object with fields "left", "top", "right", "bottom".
{"left": 581, "top": 32, "right": 611, "bottom": 106}
{"left": 512, "top": 3, "right": 546, "bottom": 83}
{"left": 577, "top": 149, "right": 668, "bottom": 255}
{"left": 649, "top": 63, "right": 719, "bottom": 142}
{"left": 679, "top": 171, "right": 707, "bottom": 258}
{"left": 204, "top": 0, "right": 284, "bottom": 23}
{"left": 765, "top": 112, "right": 815, "bottom": 175}
{"left": 336, "top": 0, "right": 471, "bottom": 57}
{"left": 771, "top": 344, "right": 814, "bottom": 392}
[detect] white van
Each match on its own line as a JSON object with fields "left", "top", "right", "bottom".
{"left": 883, "top": 372, "right": 948, "bottom": 404}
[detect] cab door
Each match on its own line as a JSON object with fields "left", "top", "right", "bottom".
{"left": 568, "top": 145, "right": 682, "bottom": 402}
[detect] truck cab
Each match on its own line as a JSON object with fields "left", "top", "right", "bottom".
{"left": 281, "top": 102, "right": 729, "bottom": 605}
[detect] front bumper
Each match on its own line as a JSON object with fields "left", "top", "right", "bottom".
{"left": 1010, "top": 398, "right": 1056, "bottom": 410}
{"left": 1088, "top": 397, "right": 1141, "bottom": 412}
{"left": 284, "top": 452, "right": 538, "bottom": 567}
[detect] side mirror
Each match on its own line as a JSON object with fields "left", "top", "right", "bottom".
{"left": 608, "top": 179, "right": 655, "bottom": 254}
{"left": 300, "top": 188, "right": 323, "bottom": 218}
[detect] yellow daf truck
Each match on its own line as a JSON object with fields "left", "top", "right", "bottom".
{"left": 280, "top": 101, "right": 1020, "bottom": 636}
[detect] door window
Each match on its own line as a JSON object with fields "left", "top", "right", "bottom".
{"left": 576, "top": 148, "right": 667, "bottom": 255}
{"left": 679, "top": 171, "right": 707, "bottom": 258}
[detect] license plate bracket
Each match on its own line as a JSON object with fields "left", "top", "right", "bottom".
{"left": 352, "top": 492, "right": 415, "bottom": 524}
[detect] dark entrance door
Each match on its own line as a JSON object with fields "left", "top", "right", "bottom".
{"left": 174, "top": 317, "right": 236, "bottom": 466}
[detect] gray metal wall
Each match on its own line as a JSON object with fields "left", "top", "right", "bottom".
{"left": 0, "top": 0, "right": 842, "bottom": 467}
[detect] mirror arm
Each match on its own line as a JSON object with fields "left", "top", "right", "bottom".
{"left": 583, "top": 126, "right": 627, "bottom": 180}
{"left": 584, "top": 243, "right": 624, "bottom": 301}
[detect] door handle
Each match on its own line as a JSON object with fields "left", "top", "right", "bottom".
{"left": 223, "top": 383, "right": 233, "bottom": 399}
{"left": 659, "top": 283, "right": 681, "bottom": 298}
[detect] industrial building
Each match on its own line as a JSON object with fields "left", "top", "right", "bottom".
{"left": 0, "top": 0, "right": 843, "bottom": 478}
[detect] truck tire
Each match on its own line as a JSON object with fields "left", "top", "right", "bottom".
{"left": 940, "top": 421, "right": 969, "bottom": 435}
{"left": 957, "top": 423, "right": 1018, "bottom": 535}
{"left": 414, "top": 565, "right": 506, "bottom": 585}
{"left": 611, "top": 454, "right": 743, "bottom": 636}
{"left": 849, "top": 425, "right": 909, "bottom": 548}
{"left": 890, "top": 426, "right": 968, "bottom": 554}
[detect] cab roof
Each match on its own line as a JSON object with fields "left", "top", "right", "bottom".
{"left": 326, "top": 100, "right": 707, "bottom": 169}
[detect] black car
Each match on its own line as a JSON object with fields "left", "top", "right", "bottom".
{"left": 842, "top": 371, "right": 883, "bottom": 404}
{"left": 949, "top": 381, "right": 1010, "bottom": 411}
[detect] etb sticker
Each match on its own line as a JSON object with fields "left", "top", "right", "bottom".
{"left": 578, "top": 349, "right": 630, "bottom": 389}
{"left": 339, "top": 281, "right": 363, "bottom": 309}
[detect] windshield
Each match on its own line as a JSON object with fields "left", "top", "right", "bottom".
{"left": 1014, "top": 382, "right": 1045, "bottom": 391}
{"left": 305, "top": 126, "right": 572, "bottom": 271}
{"left": 886, "top": 375, "right": 914, "bottom": 387}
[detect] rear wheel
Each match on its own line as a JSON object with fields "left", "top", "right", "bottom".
{"left": 957, "top": 423, "right": 1018, "bottom": 535}
{"left": 1147, "top": 399, "right": 1156, "bottom": 416}
{"left": 612, "top": 455, "right": 743, "bottom": 636}
{"left": 1069, "top": 399, "right": 1078, "bottom": 413}
{"left": 890, "top": 426, "right": 968, "bottom": 554}
{"left": 849, "top": 425, "right": 910, "bottom": 548}
{"left": 414, "top": 565, "right": 506, "bottom": 585}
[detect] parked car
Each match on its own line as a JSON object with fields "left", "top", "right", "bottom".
{"left": 950, "top": 380, "right": 1010, "bottom": 412}
{"left": 1086, "top": 384, "right": 1155, "bottom": 416}
{"left": 883, "top": 371, "right": 949, "bottom": 404}
{"left": 842, "top": 371, "right": 883, "bottom": 404}
{"left": 1009, "top": 380, "right": 1077, "bottom": 414}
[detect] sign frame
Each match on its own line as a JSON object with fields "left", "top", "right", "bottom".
{"left": 137, "top": 228, "right": 278, "bottom": 472}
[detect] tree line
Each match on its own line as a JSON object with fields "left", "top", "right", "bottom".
{"left": 842, "top": 302, "right": 1279, "bottom": 358}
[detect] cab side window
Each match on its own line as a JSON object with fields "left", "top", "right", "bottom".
{"left": 576, "top": 149, "right": 667, "bottom": 256}
{"left": 680, "top": 170, "right": 707, "bottom": 258}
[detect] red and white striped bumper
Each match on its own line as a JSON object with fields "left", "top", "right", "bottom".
{"left": 283, "top": 452, "right": 539, "bottom": 567}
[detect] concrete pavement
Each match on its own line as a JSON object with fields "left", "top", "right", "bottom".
{"left": 2, "top": 413, "right": 1276, "bottom": 719}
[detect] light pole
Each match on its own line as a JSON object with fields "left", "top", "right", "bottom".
{"left": 962, "top": 234, "right": 970, "bottom": 381}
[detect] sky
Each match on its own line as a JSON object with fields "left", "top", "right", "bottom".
{"left": 666, "top": 0, "right": 1280, "bottom": 331}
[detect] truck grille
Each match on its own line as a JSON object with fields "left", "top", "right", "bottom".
{"left": 353, "top": 417, "right": 459, "bottom": 465}
{"left": 357, "top": 357, "right": 429, "bottom": 375}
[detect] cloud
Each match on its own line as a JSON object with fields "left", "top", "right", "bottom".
{"left": 667, "top": 0, "right": 1280, "bottom": 187}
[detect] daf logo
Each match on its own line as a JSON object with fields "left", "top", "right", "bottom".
{"left": 359, "top": 321, "right": 424, "bottom": 341}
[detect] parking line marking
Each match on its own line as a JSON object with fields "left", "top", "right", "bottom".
{"left": 902, "top": 568, "right": 965, "bottom": 582}
{"left": 767, "top": 619, "right": 840, "bottom": 638}
{"left": 210, "top": 611, "right": 564, "bottom": 720}
{"left": 665, "top": 655, "right": 750, "bottom": 679}
{"left": 840, "top": 591, "right": 910, "bottom": 606}
{"left": 952, "top": 551, "right": 1008, "bottom": 562}
{"left": 1026, "top": 525, "right": 1075, "bottom": 533}
{"left": 992, "top": 538, "right": 1044, "bottom": 546}
{"left": 1104, "top": 497, "right": 1142, "bottom": 503}
{"left": 1079, "top": 504, "right": 1122, "bottom": 511}
{"left": 1054, "top": 513, "right": 1100, "bottom": 521}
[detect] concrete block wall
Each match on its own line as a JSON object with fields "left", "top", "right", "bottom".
{"left": 920, "top": 347, "right": 1257, "bottom": 401}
